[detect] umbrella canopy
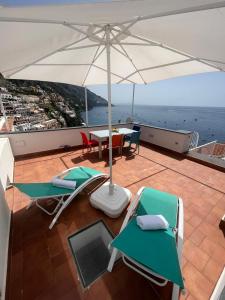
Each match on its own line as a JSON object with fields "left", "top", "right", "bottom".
{"left": 1, "top": 0, "right": 225, "bottom": 189}
{"left": 1, "top": 0, "right": 225, "bottom": 83}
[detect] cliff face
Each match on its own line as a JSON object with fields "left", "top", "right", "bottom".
{"left": 0, "top": 73, "right": 6, "bottom": 87}
{"left": 0, "top": 75, "right": 108, "bottom": 129}
{"left": 8, "top": 79, "right": 108, "bottom": 110}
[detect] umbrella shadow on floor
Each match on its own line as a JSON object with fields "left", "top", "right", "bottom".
{"left": 104, "top": 156, "right": 123, "bottom": 167}
{"left": 71, "top": 151, "right": 101, "bottom": 164}
{"left": 104, "top": 158, "right": 118, "bottom": 167}
{"left": 219, "top": 218, "right": 225, "bottom": 238}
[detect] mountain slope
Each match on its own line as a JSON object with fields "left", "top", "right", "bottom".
{"left": 8, "top": 79, "right": 108, "bottom": 110}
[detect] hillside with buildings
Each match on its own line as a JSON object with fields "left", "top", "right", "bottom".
{"left": 0, "top": 76, "right": 107, "bottom": 132}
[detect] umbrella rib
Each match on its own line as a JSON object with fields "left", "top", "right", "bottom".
{"left": 111, "top": 1, "right": 225, "bottom": 26}
{"left": 5, "top": 33, "right": 90, "bottom": 78}
{"left": 117, "top": 58, "right": 194, "bottom": 83}
{"left": 35, "top": 63, "right": 90, "bottom": 66}
{"left": 63, "top": 24, "right": 104, "bottom": 43}
{"left": 149, "top": 37, "right": 224, "bottom": 71}
{"left": 128, "top": 31, "right": 222, "bottom": 71}
{"left": 197, "top": 57, "right": 225, "bottom": 66}
{"left": 0, "top": 16, "right": 67, "bottom": 25}
{"left": 82, "top": 32, "right": 106, "bottom": 86}
{"left": 33, "top": 63, "right": 135, "bottom": 84}
{"left": 59, "top": 44, "right": 101, "bottom": 51}
{"left": 85, "top": 64, "right": 135, "bottom": 83}
{"left": 111, "top": 44, "right": 128, "bottom": 58}
{"left": 110, "top": 31, "right": 146, "bottom": 84}
{"left": 63, "top": 23, "right": 89, "bottom": 36}
{"left": 92, "top": 46, "right": 106, "bottom": 63}
{"left": 110, "top": 18, "right": 139, "bottom": 44}
{"left": 1, "top": 1, "right": 225, "bottom": 27}
{"left": 4, "top": 26, "right": 104, "bottom": 78}
{"left": 59, "top": 35, "right": 93, "bottom": 50}
{"left": 58, "top": 28, "right": 103, "bottom": 52}
{"left": 112, "top": 27, "right": 158, "bottom": 46}
{"left": 119, "top": 43, "right": 157, "bottom": 46}
{"left": 110, "top": 44, "right": 140, "bottom": 83}
{"left": 113, "top": 26, "right": 224, "bottom": 72}
{"left": 0, "top": 17, "right": 96, "bottom": 27}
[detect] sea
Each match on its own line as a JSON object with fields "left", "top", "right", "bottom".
{"left": 82, "top": 105, "right": 225, "bottom": 145}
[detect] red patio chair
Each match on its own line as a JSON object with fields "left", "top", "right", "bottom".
{"left": 107, "top": 134, "right": 123, "bottom": 157}
{"left": 80, "top": 132, "right": 99, "bottom": 153}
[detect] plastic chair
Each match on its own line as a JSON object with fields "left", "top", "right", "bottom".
{"left": 80, "top": 131, "right": 99, "bottom": 153}
{"left": 108, "top": 134, "right": 123, "bottom": 156}
{"left": 129, "top": 131, "right": 141, "bottom": 154}
{"left": 124, "top": 125, "right": 141, "bottom": 143}
{"left": 132, "top": 125, "right": 141, "bottom": 132}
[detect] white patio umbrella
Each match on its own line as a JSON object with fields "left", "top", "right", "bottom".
{"left": 1, "top": 0, "right": 225, "bottom": 200}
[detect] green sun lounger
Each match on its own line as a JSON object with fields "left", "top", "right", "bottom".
{"left": 108, "top": 187, "right": 184, "bottom": 299}
{"left": 13, "top": 166, "right": 108, "bottom": 229}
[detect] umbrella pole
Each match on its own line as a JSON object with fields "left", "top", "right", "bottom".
{"left": 131, "top": 83, "right": 135, "bottom": 121}
{"left": 89, "top": 24, "right": 132, "bottom": 216}
{"left": 106, "top": 24, "right": 114, "bottom": 195}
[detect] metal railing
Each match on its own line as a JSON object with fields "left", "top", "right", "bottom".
{"left": 188, "top": 140, "right": 225, "bottom": 168}
{"left": 189, "top": 131, "right": 199, "bottom": 149}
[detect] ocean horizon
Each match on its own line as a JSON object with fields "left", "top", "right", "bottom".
{"left": 82, "top": 104, "right": 225, "bottom": 146}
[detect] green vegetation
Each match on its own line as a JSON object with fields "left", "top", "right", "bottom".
{"left": 6, "top": 79, "right": 108, "bottom": 127}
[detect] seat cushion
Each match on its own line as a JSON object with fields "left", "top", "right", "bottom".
{"left": 13, "top": 182, "right": 72, "bottom": 199}
{"left": 111, "top": 187, "right": 184, "bottom": 289}
{"left": 64, "top": 167, "right": 102, "bottom": 187}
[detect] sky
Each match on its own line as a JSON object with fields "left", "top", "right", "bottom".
{"left": 87, "top": 72, "right": 225, "bottom": 107}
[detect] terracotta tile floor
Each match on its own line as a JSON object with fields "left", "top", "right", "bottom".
{"left": 6, "top": 144, "right": 225, "bottom": 300}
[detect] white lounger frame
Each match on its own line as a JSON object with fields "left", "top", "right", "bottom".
{"left": 107, "top": 186, "right": 184, "bottom": 300}
{"left": 24, "top": 166, "right": 108, "bottom": 229}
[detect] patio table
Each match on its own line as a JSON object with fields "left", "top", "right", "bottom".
{"left": 90, "top": 127, "right": 137, "bottom": 159}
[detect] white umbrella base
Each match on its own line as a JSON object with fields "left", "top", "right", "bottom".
{"left": 90, "top": 182, "right": 131, "bottom": 218}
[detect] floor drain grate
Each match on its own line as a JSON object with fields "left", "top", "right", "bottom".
{"left": 68, "top": 220, "right": 116, "bottom": 288}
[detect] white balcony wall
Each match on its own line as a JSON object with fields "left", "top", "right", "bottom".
{"left": 0, "top": 138, "right": 13, "bottom": 300}
{"left": 139, "top": 125, "right": 192, "bottom": 153}
{"left": 0, "top": 138, "right": 14, "bottom": 188}
{"left": 0, "top": 182, "right": 11, "bottom": 300}
{"left": 0, "top": 124, "right": 193, "bottom": 156}
{"left": 1, "top": 124, "right": 132, "bottom": 156}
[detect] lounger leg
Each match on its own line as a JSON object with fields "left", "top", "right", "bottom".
{"left": 172, "top": 197, "right": 185, "bottom": 299}
{"left": 107, "top": 248, "right": 118, "bottom": 272}
{"left": 171, "top": 284, "right": 179, "bottom": 300}
{"left": 49, "top": 202, "right": 65, "bottom": 229}
{"left": 49, "top": 173, "right": 108, "bottom": 229}
{"left": 107, "top": 193, "right": 142, "bottom": 272}
{"left": 36, "top": 196, "right": 64, "bottom": 216}
{"left": 49, "top": 187, "right": 80, "bottom": 229}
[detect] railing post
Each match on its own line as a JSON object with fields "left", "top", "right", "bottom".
{"left": 0, "top": 94, "right": 9, "bottom": 131}
{"left": 84, "top": 86, "right": 88, "bottom": 126}
{"left": 131, "top": 83, "right": 135, "bottom": 121}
